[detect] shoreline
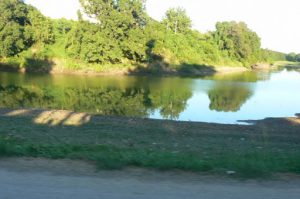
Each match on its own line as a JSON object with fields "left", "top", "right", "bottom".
{"left": 0, "top": 108, "right": 299, "bottom": 178}
{"left": 2, "top": 60, "right": 296, "bottom": 78}
{"left": 1, "top": 107, "right": 299, "bottom": 126}
{"left": 0, "top": 60, "right": 262, "bottom": 77}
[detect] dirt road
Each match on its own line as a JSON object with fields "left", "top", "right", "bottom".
{"left": 0, "top": 158, "right": 299, "bottom": 199}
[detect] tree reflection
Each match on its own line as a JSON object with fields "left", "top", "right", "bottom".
{"left": 0, "top": 84, "right": 192, "bottom": 119}
{"left": 205, "top": 70, "right": 271, "bottom": 82}
{"left": 150, "top": 89, "right": 192, "bottom": 120}
{"left": 208, "top": 83, "right": 253, "bottom": 112}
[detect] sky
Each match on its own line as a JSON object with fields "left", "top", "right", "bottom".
{"left": 24, "top": 0, "right": 300, "bottom": 53}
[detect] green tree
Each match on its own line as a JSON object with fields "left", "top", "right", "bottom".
{"left": 76, "top": 0, "right": 148, "bottom": 63}
{"left": 296, "top": 54, "right": 300, "bottom": 62}
{"left": 261, "top": 49, "right": 286, "bottom": 63}
{"left": 0, "top": 0, "right": 287, "bottom": 72}
{"left": 163, "top": 7, "right": 192, "bottom": 34}
{"left": 0, "top": 0, "right": 54, "bottom": 57}
{"left": 0, "top": 0, "right": 28, "bottom": 57}
{"left": 214, "top": 21, "right": 262, "bottom": 66}
{"left": 26, "top": 7, "right": 54, "bottom": 45}
{"left": 286, "top": 52, "right": 300, "bottom": 62}
{"left": 66, "top": 20, "right": 124, "bottom": 63}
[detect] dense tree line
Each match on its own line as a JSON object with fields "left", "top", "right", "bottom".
{"left": 286, "top": 53, "right": 300, "bottom": 62}
{"left": 0, "top": 0, "right": 289, "bottom": 73}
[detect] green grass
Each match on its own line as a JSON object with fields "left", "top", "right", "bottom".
{"left": 0, "top": 113, "right": 299, "bottom": 178}
{"left": 1, "top": 136, "right": 299, "bottom": 178}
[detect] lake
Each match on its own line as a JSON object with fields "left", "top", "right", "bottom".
{"left": 0, "top": 67, "right": 299, "bottom": 124}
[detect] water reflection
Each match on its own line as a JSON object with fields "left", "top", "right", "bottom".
{"left": 151, "top": 89, "right": 192, "bottom": 119}
{"left": 208, "top": 83, "right": 253, "bottom": 112}
{"left": 205, "top": 70, "right": 271, "bottom": 82}
{"left": 0, "top": 68, "right": 300, "bottom": 123}
{"left": 0, "top": 84, "right": 192, "bottom": 120}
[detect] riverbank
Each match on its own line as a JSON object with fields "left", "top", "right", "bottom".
{"left": 0, "top": 56, "right": 277, "bottom": 77}
{"left": 1, "top": 55, "right": 295, "bottom": 77}
{"left": 0, "top": 108, "right": 299, "bottom": 178}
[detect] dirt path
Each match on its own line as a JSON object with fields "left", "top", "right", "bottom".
{"left": 0, "top": 158, "right": 299, "bottom": 199}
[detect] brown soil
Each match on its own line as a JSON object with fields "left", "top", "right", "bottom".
{"left": 0, "top": 157, "right": 299, "bottom": 199}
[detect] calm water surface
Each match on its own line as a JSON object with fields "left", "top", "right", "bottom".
{"left": 0, "top": 68, "right": 299, "bottom": 124}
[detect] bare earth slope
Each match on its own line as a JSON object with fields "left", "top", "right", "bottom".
{"left": 0, "top": 158, "right": 299, "bottom": 199}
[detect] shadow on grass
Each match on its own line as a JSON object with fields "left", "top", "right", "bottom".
{"left": 24, "top": 58, "right": 54, "bottom": 73}
{"left": 0, "top": 62, "right": 21, "bottom": 72}
{"left": 0, "top": 109, "right": 90, "bottom": 126}
{"left": 177, "top": 63, "right": 217, "bottom": 77}
{"left": 0, "top": 57, "right": 55, "bottom": 74}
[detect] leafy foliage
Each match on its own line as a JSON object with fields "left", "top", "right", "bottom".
{"left": 0, "top": 0, "right": 53, "bottom": 57}
{"left": 286, "top": 53, "right": 300, "bottom": 62}
{"left": 162, "top": 7, "right": 192, "bottom": 34}
{"left": 0, "top": 0, "right": 28, "bottom": 57}
{"left": 65, "top": 0, "right": 148, "bottom": 63}
{"left": 261, "top": 49, "right": 287, "bottom": 63}
{"left": 214, "top": 21, "right": 262, "bottom": 66}
{"left": 0, "top": 0, "right": 288, "bottom": 72}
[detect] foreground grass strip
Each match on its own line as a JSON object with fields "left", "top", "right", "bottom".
{"left": 1, "top": 135, "right": 299, "bottom": 178}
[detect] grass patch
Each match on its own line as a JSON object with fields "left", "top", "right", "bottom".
{"left": 0, "top": 113, "right": 299, "bottom": 178}
{"left": 0, "top": 135, "right": 299, "bottom": 178}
